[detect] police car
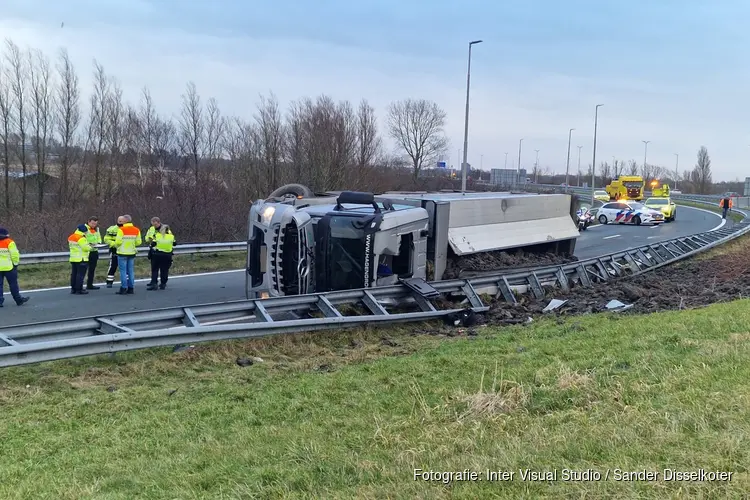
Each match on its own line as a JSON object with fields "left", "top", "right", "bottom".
{"left": 596, "top": 200, "right": 664, "bottom": 225}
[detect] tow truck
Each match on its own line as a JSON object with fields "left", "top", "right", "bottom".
{"left": 246, "top": 184, "right": 580, "bottom": 299}
{"left": 606, "top": 176, "right": 644, "bottom": 201}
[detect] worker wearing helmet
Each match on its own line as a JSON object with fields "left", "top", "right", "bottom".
{"left": 69, "top": 224, "right": 91, "bottom": 295}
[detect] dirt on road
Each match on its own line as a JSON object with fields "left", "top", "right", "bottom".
{"left": 444, "top": 249, "right": 578, "bottom": 279}
{"left": 479, "top": 238, "right": 750, "bottom": 325}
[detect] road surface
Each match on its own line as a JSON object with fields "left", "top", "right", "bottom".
{"left": 1, "top": 205, "right": 725, "bottom": 328}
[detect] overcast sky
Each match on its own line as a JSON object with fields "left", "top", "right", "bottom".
{"left": 2, "top": 0, "right": 750, "bottom": 181}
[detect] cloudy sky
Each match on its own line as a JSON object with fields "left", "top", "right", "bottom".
{"left": 2, "top": 0, "right": 749, "bottom": 181}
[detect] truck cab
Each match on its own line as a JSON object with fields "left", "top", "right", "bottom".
{"left": 246, "top": 191, "right": 428, "bottom": 299}
{"left": 606, "top": 176, "right": 644, "bottom": 201}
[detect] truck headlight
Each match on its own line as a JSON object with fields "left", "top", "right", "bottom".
{"left": 261, "top": 206, "right": 276, "bottom": 225}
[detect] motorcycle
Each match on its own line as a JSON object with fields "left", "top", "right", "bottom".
{"left": 576, "top": 206, "right": 594, "bottom": 231}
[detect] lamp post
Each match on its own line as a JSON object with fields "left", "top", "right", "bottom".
{"left": 461, "top": 39, "right": 483, "bottom": 192}
{"left": 642, "top": 140, "right": 650, "bottom": 173}
{"left": 673, "top": 153, "right": 679, "bottom": 190}
{"left": 565, "top": 128, "right": 574, "bottom": 190}
{"left": 504, "top": 152, "right": 508, "bottom": 169}
{"left": 534, "top": 149, "right": 540, "bottom": 183}
{"left": 577, "top": 145, "right": 582, "bottom": 186}
{"left": 590, "top": 104, "right": 603, "bottom": 204}
{"left": 517, "top": 138, "right": 524, "bottom": 187}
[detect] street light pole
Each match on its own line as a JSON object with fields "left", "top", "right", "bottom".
{"left": 577, "top": 145, "right": 582, "bottom": 186}
{"left": 674, "top": 153, "right": 679, "bottom": 190}
{"left": 461, "top": 40, "right": 483, "bottom": 192}
{"left": 565, "top": 128, "right": 574, "bottom": 190}
{"left": 642, "top": 140, "right": 650, "bottom": 172}
{"left": 590, "top": 104, "right": 604, "bottom": 204}
{"left": 534, "top": 149, "right": 540, "bottom": 183}
{"left": 517, "top": 138, "right": 524, "bottom": 187}
{"left": 504, "top": 152, "right": 508, "bottom": 169}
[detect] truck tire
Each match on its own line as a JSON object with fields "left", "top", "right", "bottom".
{"left": 267, "top": 183, "right": 314, "bottom": 199}
{"left": 598, "top": 214, "right": 607, "bottom": 225}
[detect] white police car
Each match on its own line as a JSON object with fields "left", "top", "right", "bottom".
{"left": 596, "top": 201, "right": 664, "bottom": 225}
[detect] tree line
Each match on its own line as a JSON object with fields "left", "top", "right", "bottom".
{"left": 0, "top": 38, "right": 452, "bottom": 251}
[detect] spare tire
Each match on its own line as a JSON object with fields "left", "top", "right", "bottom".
{"left": 267, "top": 183, "right": 314, "bottom": 200}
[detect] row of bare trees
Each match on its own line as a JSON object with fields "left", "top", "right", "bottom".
{"left": 0, "top": 38, "right": 451, "bottom": 250}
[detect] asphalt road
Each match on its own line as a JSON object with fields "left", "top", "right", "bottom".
{"left": 1, "top": 205, "right": 724, "bottom": 328}
{"left": 574, "top": 204, "right": 726, "bottom": 260}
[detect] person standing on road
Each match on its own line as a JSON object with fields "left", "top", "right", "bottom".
{"left": 114, "top": 214, "right": 142, "bottom": 295}
{"left": 720, "top": 197, "right": 733, "bottom": 219}
{"left": 146, "top": 222, "right": 175, "bottom": 290}
{"left": 0, "top": 227, "right": 29, "bottom": 306}
{"left": 84, "top": 216, "right": 102, "bottom": 290}
{"left": 103, "top": 218, "right": 123, "bottom": 288}
{"left": 69, "top": 224, "right": 91, "bottom": 295}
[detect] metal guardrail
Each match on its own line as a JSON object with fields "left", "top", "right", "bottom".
{"left": 3, "top": 213, "right": 749, "bottom": 367}
{"left": 19, "top": 241, "right": 246, "bottom": 264}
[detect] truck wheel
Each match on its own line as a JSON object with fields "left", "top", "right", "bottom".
{"left": 267, "top": 183, "right": 314, "bottom": 199}
{"left": 598, "top": 214, "right": 607, "bottom": 224}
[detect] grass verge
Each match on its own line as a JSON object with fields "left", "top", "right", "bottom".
{"left": 2, "top": 300, "right": 749, "bottom": 498}
{"left": 676, "top": 200, "right": 744, "bottom": 222}
{"left": 15, "top": 251, "right": 245, "bottom": 290}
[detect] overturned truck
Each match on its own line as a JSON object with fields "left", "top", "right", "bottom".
{"left": 246, "top": 184, "right": 580, "bottom": 299}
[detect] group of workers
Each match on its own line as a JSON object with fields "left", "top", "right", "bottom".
{"left": 68, "top": 215, "right": 176, "bottom": 295}
{"left": 0, "top": 216, "right": 176, "bottom": 306}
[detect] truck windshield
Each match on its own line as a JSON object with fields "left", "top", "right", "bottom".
{"left": 624, "top": 182, "right": 642, "bottom": 189}
{"left": 326, "top": 216, "right": 368, "bottom": 290}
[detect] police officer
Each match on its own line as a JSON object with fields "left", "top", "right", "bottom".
{"left": 103, "top": 217, "right": 123, "bottom": 288}
{"left": 0, "top": 227, "right": 29, "bottom": 306}
{"left": 84, "top": 216, "right": 102, "bottom": 290}
{"left": 145, "top": 218, "right": 175, "bottom": 290}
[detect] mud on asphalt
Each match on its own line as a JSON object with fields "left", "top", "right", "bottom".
{"left": 462, "top": 243, "right": 750, "bottom": 326}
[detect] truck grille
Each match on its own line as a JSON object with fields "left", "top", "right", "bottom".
{"left": 271, "top": 225, "right": 283, "bottom": 294}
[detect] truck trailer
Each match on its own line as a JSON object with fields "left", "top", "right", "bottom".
{"left": 246, "top": 184, "right": 580, "bottom": 299}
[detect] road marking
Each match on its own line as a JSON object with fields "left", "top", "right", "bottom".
{"left": 676, "top": 204, "right": 724, "bottom": 231}
{"left": 603, "top": 234, "right": 620, "bottom": 240}
{"left": 5, "top": 269, "right": 244, "bottom": 296}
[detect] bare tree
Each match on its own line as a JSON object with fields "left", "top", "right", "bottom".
{"left": 178, "top": 81, "right": 204, "bottom": 183}
{"left": 612, "top": 159, "right": 622, "bottom": 178}
{"left": 54, "top": 48, "right": 81, "bottom": 206}
{"left": 104, "top": 78, "right": 124, "bottom": 198}
{"left": 255, "top": 93, "right": 283, "bottom": 192}
{"left": 627, "top": 159, "right": 639, "bottom": 176}
{"left": 0, "top": 52, "right": 13, "bottom": 211}
{"left": 387, "top": 98, "right": 448, "bottom": 181}
{"left": 639, "top": 161, "right": 652, "bottom": 186}
{"left": 28, "top": 49, "right": 53, "bottom": 210}
{"left": 356, "top": 98, "right": 381, "bottom": 170}
{"left": 691, "top": 146, "right": 712, "bottom": 194}
{"left": 204, "top": 97, "right": 225, "bottom": 166}
{"left": 5, "top": 39, "right": 29, "bottom": 210}
{"left": 600, "top": 161, "right": 611, "bottom": 185}
{"left": 87, "top": 61, "right": 110, "bottom": 200}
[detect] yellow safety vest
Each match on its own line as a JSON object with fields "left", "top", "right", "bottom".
{"left": 104, "top": 225, "right": 119, "bottom": 248}
{"left": 115, "top": 223, "right": 142, "bottom": 256}
{"left": 0, "top": 238, "right": 20, "bottom": 271}
{"left": 68, "top": 231, "right": 91, "bottom": 263}
{"left": 153, "top": 231, "right": 175, "bottom": 253}
{"left": 84, "top": 224, "right": 102, "bottom": 251}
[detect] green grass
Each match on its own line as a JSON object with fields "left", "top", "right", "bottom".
{"left": 676, "top": 200, "right": 744, "bottom": 222}
{"left": 17, "top": 251, "right": 245, "bottom": 289}
{"left": 2, "top": 300, "right": 750, "bottom": 498}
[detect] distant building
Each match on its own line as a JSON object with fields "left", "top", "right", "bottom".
{"left": 491, "top": 168, "right": 527, "bottom": 187}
